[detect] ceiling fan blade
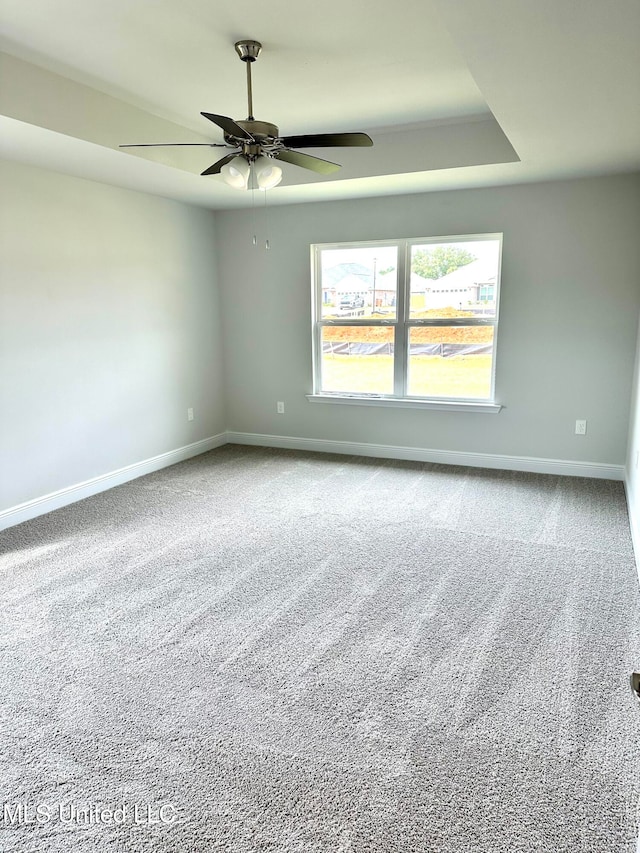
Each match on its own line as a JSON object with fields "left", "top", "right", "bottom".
{"left": 201, "top": 112, "right": 254, "bottom": 141}
{"left": 119, "top": 143, "right": 230, "bottom": 149}
{"left": 201, "top": 152, "right": 241, "bottom": 176}
{"left": 274, "top": 150, "right": 341, "bottom": 175}
{"left": 278, "top": 132, "right": 373, "bottom": 149}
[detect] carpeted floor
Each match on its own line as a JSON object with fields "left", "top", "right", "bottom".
{"left": 1, "top": 444, "right": 639, "bottom": 852}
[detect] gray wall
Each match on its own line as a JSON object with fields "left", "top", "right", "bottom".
{"left": 3, "top": 166, "right": 639, "bottom": 516}
{"left": 215, "top": 174, "right": 640, "bottom": 465}
{"left": 0, "top": 160, "right": 225, "bottom": 510}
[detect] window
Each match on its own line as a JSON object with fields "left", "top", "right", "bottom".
{"left": 310, "top": 234, "right": 502, "bottom": 410}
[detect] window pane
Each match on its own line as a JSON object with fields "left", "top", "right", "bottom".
{"left": 319, "top": 246, "right": 398, "bottom": 320}
{"left": 321, "top": 326, "right": 394, "bottom": 394}
{"left": 409, "top": 239, "right": 500, "bottom": 320}
{"left": 408, "top": 326, "right": 494, "bottom": 399}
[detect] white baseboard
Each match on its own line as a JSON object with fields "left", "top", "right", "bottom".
{"left": 0, "top": 433, "right": 227, "bottom": 531}
{"left": 1, "top": 430, "right": 626, "bottom": 532}
{"left": 226, "top": 431, "right": 625, "bottom": 481}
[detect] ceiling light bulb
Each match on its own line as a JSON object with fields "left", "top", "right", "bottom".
{"left": 254, "top": 156, "right": 283, "bottom": 190}
{"left": 220, "top": 155, "right": 250, "bottom": 190}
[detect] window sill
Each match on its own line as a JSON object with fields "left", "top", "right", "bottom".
{"left": 306, "top": 394, "right": 502, "bottom": 414}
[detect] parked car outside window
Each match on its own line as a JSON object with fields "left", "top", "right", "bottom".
{"left": 339, "top": 294, "right": 365, "bottom": 309}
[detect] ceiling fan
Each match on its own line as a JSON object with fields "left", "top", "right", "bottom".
{"left": 120, "top": 40, "right": 373, "bottom": 190}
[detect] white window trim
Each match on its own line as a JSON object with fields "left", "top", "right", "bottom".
{"left": 306, "top": 394, "right": 502, "bottom": 413}
{"left": 311, "top": 233, "right": 503, "bottom": 408}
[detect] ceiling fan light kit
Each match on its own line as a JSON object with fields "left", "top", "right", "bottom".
{"left": 120, "top": 40, "right": 373, "bottom": 191}
{"left": 219, "top": 154, "right": 282, "bottom": 191}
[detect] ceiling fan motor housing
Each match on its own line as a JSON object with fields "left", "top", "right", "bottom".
{"left": 233, "top": 120, "right": 279, "bottom": 141}
{"left": 225, "top": 119, "right": 281, "bottom": 159}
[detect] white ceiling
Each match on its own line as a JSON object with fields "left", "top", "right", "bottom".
{"left": 1, "top": 0, "right": 638, "bottom": 210}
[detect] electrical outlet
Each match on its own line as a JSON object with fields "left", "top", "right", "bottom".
{"left": 575, "top": 419, "right": 587, "bottom": 435}
{"left": 187, "top": 408, "right": 194, "bottom": 422}
{"left": 276, "top": 401, "right": 285, "bottom": 414}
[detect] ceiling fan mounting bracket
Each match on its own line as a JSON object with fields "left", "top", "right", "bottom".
{"left": 235, "top": 40, "right": 262, "bottom": 63}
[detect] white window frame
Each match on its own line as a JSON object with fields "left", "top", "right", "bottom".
{"left": 308, "top": 233, "right": 503, "bottom": 413}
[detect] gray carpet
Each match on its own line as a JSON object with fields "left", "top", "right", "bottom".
{"left": 1, "top": 444, "right": 639, "bottom": 852}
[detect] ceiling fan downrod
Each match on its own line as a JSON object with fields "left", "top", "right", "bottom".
{"left": 235, "top": 40, "right": 262, "bottom": 121}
